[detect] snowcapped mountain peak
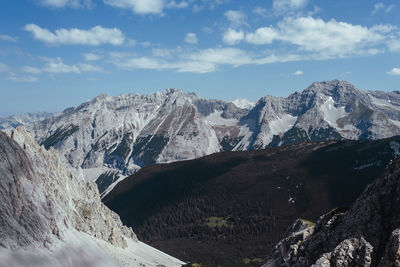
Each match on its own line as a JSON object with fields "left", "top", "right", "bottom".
{"left": 165, "top": 87, "right": 182, "bottom": 94}
{"left": 94, "top": 93, "right": 109, "bottom": 100}
{"left": 304, "top": 80, "right": 361, "bottom": 97}
{"left": 231, "top": 98, "right": 255, "bottom": 109}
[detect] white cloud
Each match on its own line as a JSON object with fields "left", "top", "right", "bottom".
{"left": 245, "top": 27, "right": 277, "bottom": 45}
{"left": 24, "top": 24, "right": 125, "bottom": 46}
{"left": 224, "top": 10, "right": 247, "bottom": 28}
{"left": 22, "top": 66, "right": 42, "bottom": 74}
{"left": 115, "top": 57, "right": 170, "bottom": 70}
{"left": 152, "top": 48, "right": 172, "bottom": 57}
{"left": 42, "top": 60, "right": 81, "bottom": 73}
{"left": 83, "top": 53, "right": 103, "bottom": 61}
{"left": 38, "top": 0, "right": 93, "bottom": 9}
{"left": 241, "top": 17, "right": 393, "bottom": 58}
{"left": 141, "top": 41, "right": 152, "bottom": 47}
{"left": 252, "top": 6, "right": 268, "bottom": 17}
{"left": 192, "top": 0, "right": 229, "bottom": 13}
{"left": 23, "top": 57, "right": 104, "bottom": 74}
{"left": 0, "top": 34, "right": 17, "bottom": 42}
{"left": 386, "top": 5, "right": 396, "bottom": 13}
{"left": 7, "top": 73, "right": 38, "bottom": 83}
{"left": 185, "top": 33, "right": 198, "bottom": 44}
{"left": 78, "top": 63, "right": 104, "bottom": 72}
{"left": 372, "top": 3, "right": 384, "bottom": 14}
{"left": 110, "top": 47, "right": 253, "bottom": 73}
{"left": 103, "top": 0, "right": 164, "bottom": 15}
{"left": 367, "top": 48, "right": 383, "bottom": 55}
{"left": 166, "top": 1, "right": 189, "bottom": 9}
{"left": 388, "top": 39, "right": 400, "bottom": 52}
{"left": 110, "top": 44, "right": 328, "bottom": 74}
{"left": 187, "top": 48, "right": 253, "bottom": 67}
{"left": 294, "top": 70, "right": 303, "bottom": 75}
{"left": 387, "top": 68, "right": 400, "bottom": 75}
{"left": 273, "top": 0, "right": 309, "bottom": 14}
{"left": 111, "top": 56, "right": 218, "bottom": 74}
{"left": 223, "top": 28, "right": 244, "bottom": 45}
{"left": 372, "top": 3, "right": 395, "bottom": 14}
{"left": 202, "top": 27, "right": 213, "bottom": 34}
{"left": 177, "top": 61, "right": 216, "bottom": 73}
{"left": 0, "top": 62, "right": 8, "bottom": 72}
{"left": 126, "top": 39, "right": 137, "bottom": 47}
{"left": 109, "top": 14, "right": 397, "bottom": 75}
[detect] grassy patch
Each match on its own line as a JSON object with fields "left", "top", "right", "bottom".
{"left": 242, "top": 258, "right": 264, "bottom": 265}
{"left": 206, "top": 217, "right": 229, "bottom": 228}
{"left": 300, "top": 218, "right": 315, "bottom": 227}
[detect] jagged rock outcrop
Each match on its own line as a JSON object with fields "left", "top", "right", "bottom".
{"left": 0, "top": 127, "right": 183, "bottom": 266}
{"left": 264, "top": 157, "right": 400, "bottom": 267}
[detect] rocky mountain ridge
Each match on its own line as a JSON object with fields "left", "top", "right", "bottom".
{"left": 9, "top": 80, "right": 400, "bottom": 193}
{"left": 0, "top": 127, "right": 183, "bottom": 266}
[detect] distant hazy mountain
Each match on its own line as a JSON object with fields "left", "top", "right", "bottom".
{"left": 102, "top": 137, "right": 400, "bottom": 265}
{"left": 19, "top": 80, "right": 400, "bottom": 193}
{"left": 0, "top": 112, "right": 54, "bottom": 130}
{"left": 0, "top": 127, "right": 183, "bottom": 267}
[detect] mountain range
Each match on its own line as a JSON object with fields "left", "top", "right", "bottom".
{"left": 6, "top": 80, "right": 400, "bottom": 195}
{"left": 2, "top": 79, "right": 400, "bottom": 266}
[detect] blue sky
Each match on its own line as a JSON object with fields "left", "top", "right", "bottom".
{"left": 0, "top": 0, "right": 400, "bottom": 117}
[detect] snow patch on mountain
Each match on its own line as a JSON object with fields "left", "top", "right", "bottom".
{"left": 257, "top": 114, "right": 298, "bottom": 147}
{"left": 319, "top": 96, "right": 348, "bottom": 129}
{"left": 390, "top": 119, "right": 400, "bottom": 128}
{"left": 205, "top": 111, "right": 239, "bottom": 126}
{"left": 370, "top": 95, "right": 400, "bottom": 110}
{"left": 231, "top": 98, "right": 255, "bottom": 109}
{"left": 269, "top": 114, "right": 297, "bottom": 137}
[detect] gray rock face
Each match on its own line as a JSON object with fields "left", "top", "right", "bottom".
{"left": 264, "top": 158, "right": 400, "bottom": 267}
{"left": 0, "top": 127, "right": 184, "bottom": 266}
{"left": 0, "top": 127, "right": 135, "bottom": 249}
{"left": 16, "top": 80, "right": 400, "bottom": 194}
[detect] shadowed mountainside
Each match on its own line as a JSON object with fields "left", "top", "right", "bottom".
{"left": 103, "top": 137, "right": 400, "bottom": 266}
{"left": 264, "top": 156, "right": 400, "bottom": 266}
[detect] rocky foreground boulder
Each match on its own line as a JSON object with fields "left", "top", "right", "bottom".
{"left": 264, "top": 157, "right": 400, "bottom": 267}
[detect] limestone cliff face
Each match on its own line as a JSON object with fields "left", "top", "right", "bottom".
{"left": 264, "top": 158, "right": 400, "bottom": 267}
{"left": 0, "top": 127, "right": 183, "bottom": 267}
